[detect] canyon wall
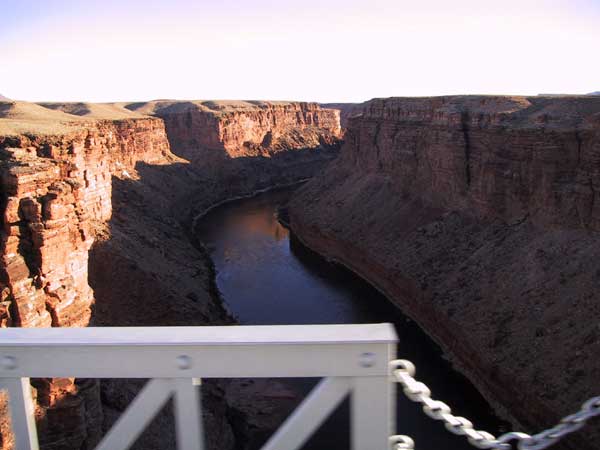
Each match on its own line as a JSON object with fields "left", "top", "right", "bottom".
{"left": 126, "top": 100, "right": 341, "bottom": 161}
{"left": 289, "top": 96, "right": 600, "bottom": 450}
{"left": 0, "top": 116, "right": 172, "bottom": 449}
{"left": 320, "top": 103, "right": 361, "bottom": 130}
{"left": 0, "top": 99, "right": 342, "bottom": 449}
{"left": 117, "top": 101, "right": 343, "bottom": 213}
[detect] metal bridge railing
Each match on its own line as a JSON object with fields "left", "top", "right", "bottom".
{"left": 0, "top": 324, "right": 398, "bottom": 450}
{"left": 1, "top": 324, "right": 597, "bottom": 450}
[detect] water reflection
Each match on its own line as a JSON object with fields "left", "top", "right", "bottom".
{"left": 195, "top": 187, "right": 507, "bottom": 450}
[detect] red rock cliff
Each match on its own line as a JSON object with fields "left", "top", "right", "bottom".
{"left": 1, "top": 118, "right": 170, "bottom": 329}
{"left": 289, "top": 96, "right": 600, "bottom": 450}
{"left": 342, "top": 96, "right": 600, "bottom": 229}
{"left": 0, "top": 115, "right": 171, "bottom": 449}
{"left": 320, "top": 103, "right": 361, "bottom": 130}
{"left": 126, "top": 100, "right": 342, "bottom": 163}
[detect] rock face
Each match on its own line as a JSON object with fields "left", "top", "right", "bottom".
{"left": 125, "top": 100, "right": 341, "bottom": 163}
{"left": 0, "top": 117, "right": 171, "bottom": 449}
{"left": 0, "top": 100, "right": 342, "bottom": 450}
{"left": 1, "top": 119, "right": 170, "bottom": 328}
{"left": 289, "top": 96, "right": 600, "bottom": 450}
{"left": 320, "top": 103, "right": 361, "bottom": 130}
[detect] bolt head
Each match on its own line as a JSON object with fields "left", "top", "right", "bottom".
{"left": 359, "top": 352, "right": 376, "bottom": 368}
{"left": 1, "top": 356, "right": 17, "bottom": 370}
{"left": 176, "top": 355, "right": 192, "bottom": 370}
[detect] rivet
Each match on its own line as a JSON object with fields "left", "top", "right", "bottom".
{"left": 359, "top": 352, "right": 376, "bottom": 368}
{"left": 176, "top": 355, "right": 192, "bottom": 370}
{"left": 1, "top": 356, "right": 17, "bottom": 370}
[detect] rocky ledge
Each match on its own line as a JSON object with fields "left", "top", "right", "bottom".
{"left": 289, "top": 96, "right": 600, "bottom": 450}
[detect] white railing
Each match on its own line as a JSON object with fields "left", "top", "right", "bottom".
{"left": 0, "top": 323, "right": 397, "bottom": 450}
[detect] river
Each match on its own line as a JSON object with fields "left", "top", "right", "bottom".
{"left": 195, "top": 186, "right": 506, "bottom": 450}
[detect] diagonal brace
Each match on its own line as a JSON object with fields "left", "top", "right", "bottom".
{"left": 260, "top": 377, "right": 352, "bottom": 450}
{"left": 95, "top": 378, "right": 174, "bottom": 450}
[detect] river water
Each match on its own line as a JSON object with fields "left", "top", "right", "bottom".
{"left": 195, "top": 186, "right": 506, "bottom": 450}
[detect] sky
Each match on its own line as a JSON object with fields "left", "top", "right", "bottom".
{"left": 1, "top": 0, "right": 599, "bottom": 103}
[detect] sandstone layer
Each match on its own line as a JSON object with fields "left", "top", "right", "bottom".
{"left": 0, "top": 99, "right": 342, "bottom": 449}
{"left": 289, "top": 96, "right": 600, "bottom": 450}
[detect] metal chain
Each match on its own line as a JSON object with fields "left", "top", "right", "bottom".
{"left": 389, "top": 359, "right": 600, "bottom": 450}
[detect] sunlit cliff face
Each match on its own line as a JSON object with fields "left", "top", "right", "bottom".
{"left": 2, "top": 0, "right": 599, "bottom": 103}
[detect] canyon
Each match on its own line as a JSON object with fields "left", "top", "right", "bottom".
{"left": 2, "top": 94, "right": 600, "bottom": 450}
{"left": 0, "top": 99, "right": 341, "bottom": 449}
{"left": 289, "top": 95, "right": 600, "bottom": 450}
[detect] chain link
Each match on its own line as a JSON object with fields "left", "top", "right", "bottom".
{"left": 390, "top": 435, "right": 415, "bottom": 449}
{"left": 389, "top": 359, "right": 600, "bottom": 450}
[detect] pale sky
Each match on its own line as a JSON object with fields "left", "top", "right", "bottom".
{"left": 1, "top": 0, "right": 599, "bottom": 103}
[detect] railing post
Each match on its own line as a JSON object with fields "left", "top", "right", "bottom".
{"left": 351, "top": 342, "right": 396, "bottom": 450}
{"left": 4, "top": 377, "right": 39, "bottom": 450}
{"left": 352, "top": 376, "right": 395, "bottom": 450}
{"left": 173, "top": 378, "right": 205, "bottom": 450}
